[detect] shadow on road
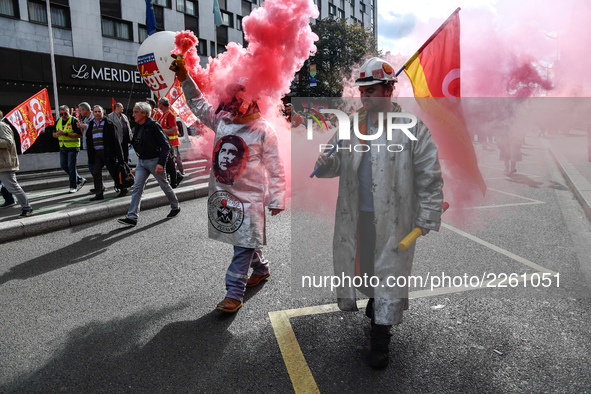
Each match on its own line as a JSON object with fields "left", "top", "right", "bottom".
{"left": 0, "top": 218, "right": 170, "bottom": 285}
{"left": 0, "top": 303, "right": 286, "bottom": 392}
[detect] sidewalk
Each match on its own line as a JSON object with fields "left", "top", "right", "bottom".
{"left": 543, "top": 130, "right": 591, "bottom": 221}
{"left": 0, "top": 159, "right": 210, "bottom": 244}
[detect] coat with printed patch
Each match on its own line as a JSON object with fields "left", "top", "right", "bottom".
{"left": 182, "top": 77, "right": 286, "bottom": 248}
{"left": 316, "top": 103, "right": 444, "bottom": 325}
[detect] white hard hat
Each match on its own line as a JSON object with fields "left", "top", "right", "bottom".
{"left": 353, "top": 57, "right": 398, "bottom": 86}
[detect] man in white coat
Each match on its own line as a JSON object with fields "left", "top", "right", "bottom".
{"left": 171, "top": 58, "right": 286, "bottom": 314}
{"left": 315, "top": 57, "right": 444, "bottom": 369}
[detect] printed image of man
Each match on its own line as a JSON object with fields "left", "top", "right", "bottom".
{"left": 213, "top": 135, "right": 247, "bottom": 185}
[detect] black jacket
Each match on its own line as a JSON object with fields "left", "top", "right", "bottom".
{"left": 86, "top": 117, "right": 124, "bottom": 164}
{"left": 131, "top": 117, "right": 171, "bottom": 167}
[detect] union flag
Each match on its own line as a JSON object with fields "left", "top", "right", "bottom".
{"left": 403, "top": 8, "right": 486, "bottom": 195}
{"left": 4, "top": 89, "right": 54, "bottom": 152}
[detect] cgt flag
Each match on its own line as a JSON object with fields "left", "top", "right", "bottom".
{"left": 166, "top": 78, "right": 198, "bottom": 127}
{"left": 3, "top": 88, "right": 54, "bottom": 152}
{"left": 403, "top": 8, "right": 486, "bottom": 195}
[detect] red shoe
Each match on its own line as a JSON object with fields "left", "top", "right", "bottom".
{"left": 246, "top": 273, "right": 270, "bottom": 287}
{"left": 216, "top": 297, "right": 243, "bottom": 313}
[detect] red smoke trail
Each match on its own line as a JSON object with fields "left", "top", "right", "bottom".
{"left": 174, "top": 0, "right": 318, "bottom": 197}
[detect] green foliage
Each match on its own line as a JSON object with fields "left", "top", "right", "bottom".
{"left": 293, "top": 18, "right": 380, "bottom": 97}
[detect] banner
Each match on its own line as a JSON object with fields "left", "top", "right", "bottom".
{"left": 403, "top": 8, "right": 486, "bottom": 194}
{"left": 167, "top": 78, "right": 198, "bottom": 127}
{"left": 4, "top": 88, "right": 54, "bottom": 152}
{"left": 112, "top": 97, "right": 116, "bottom": 112}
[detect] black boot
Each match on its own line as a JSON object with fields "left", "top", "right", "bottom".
{"left": 365, "top": 298, "right": 374, "bottom": 320}
{"left": 369, "top": 323, "right": 392, "bottom": 369}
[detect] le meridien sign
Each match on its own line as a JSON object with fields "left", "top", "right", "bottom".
{"left": 71, "top": 64, "right": 143, "bottom": 84}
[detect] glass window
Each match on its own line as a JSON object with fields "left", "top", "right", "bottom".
{"left": 360, "top": 2, "right": 366, "bottom": 13}
{"left": 197, "top": 40, "right": 207, "bottom": 56}
{"left": 101, "top": 17, "right": 132, "bottom": 40}
{"left": 100, "top": 0, "right": 120, "bottom": 19}
{"left": 177, "top": 0, "right": 197, "bottom": 16}
{"left": 28, "top": 1, "right": 70, "bottom": 29}
{"left": 216, "top": 25, "right": 227, "bottom": 44}
{"left": 0, "top": 0, "right": 19, "bottom": 18}
{"left": 338, "top": 8, "right": 344, "bottom": 18}
{"left": 221, "top": 11, "right": 233, "bottom": 28}
{"left": 210, "top": 41, "right": 216, "bottom": 57}
{"left": 218, "top": 0, "right": 226, "bottom": 10}
{"left": 241, "top": 0, "right": 250, "bottom": 15}
{"left": 154, "top": 5, "right": 164, "bottom": 30}
{"left": 184, "top": 14, "right": 198, "bottom": 37}
{"left": 138, "top": 24, "right": 148, "bottom": 43}
{"left": 328, "top": 4, "right": 336, "bottom": 16}
{"left": 153, "top": 0, "right": 170, "bottom": 8}
{"left": 237, "top": 15, "right": 242, "bottom": 31}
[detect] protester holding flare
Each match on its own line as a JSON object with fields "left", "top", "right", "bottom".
{"left": 170, "top": 55, "right": 286, "bottom": 314}
{"left": 314, "top": 57, "right": 444, "bottom": 369}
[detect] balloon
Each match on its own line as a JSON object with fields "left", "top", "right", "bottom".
{"left": 137, "top": 31, "right": 177, "bottom": 98}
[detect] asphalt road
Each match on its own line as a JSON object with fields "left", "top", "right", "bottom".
{"left": 1, "top": 135, "right": 590, "bottom": 393}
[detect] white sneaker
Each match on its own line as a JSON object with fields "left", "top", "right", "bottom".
{"left": 69, "top": 188, "right": 77, "bottom": 193}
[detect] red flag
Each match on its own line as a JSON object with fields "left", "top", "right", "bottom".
{"left": 4, "top": 88, "right": 54, "bottom": 153}
{"left": 166, "top": 78, "right": 198, "bottom": 127}
{"left": 75, "top": 105, "right": 79, "bottom": 118}
{"left": 112, "top": 97, "right": 116, "bottom": 112}
{"left": 403, "top": 8, "right": 486, "bottom": 195}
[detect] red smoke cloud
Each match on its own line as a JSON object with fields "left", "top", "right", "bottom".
{"left": 174, "top": 0, "right": 319, "bottom": 196}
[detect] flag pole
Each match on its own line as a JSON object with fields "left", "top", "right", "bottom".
{"left": 46, "top": 0, "right": 59, "bottom": 111}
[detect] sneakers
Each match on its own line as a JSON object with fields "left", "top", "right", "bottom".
{"left": 90, "top": 194, "right": 104, "bottom": 201}
{"left": 368, "top": 324, "right": 392, "bottom": 369}
{"left": 0, "top": 201, "right": 15, "bottom": 208}
{"left": 116, "top": 188, "right": 128, "bottom": 198}
{"left": 216, "top": 297, "right": 243, "bottom": 313}
{"left": 167, "top": 208, "right": 181, "bottom": 218}
{"left": 19, "top": 208, "right": 33, "bottom": 217}
{"left": 246, "top": 273, "right": 270, "bottom": 287}
{"left": 69, "top": 188, "right": 77, "bottom": 193}
{"left": 117, "top": 217, "right": 137, "bottom": 226}
{"left": 76, "top": 178, "right": 87, "bottom": 191}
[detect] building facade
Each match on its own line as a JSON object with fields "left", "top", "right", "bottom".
{"left": 0, "top": 0, "right": 377, "bottom": 117}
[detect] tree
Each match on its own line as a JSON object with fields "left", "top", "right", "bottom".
{"left": 292, "top": 18, "right": 380, "bottom": 97}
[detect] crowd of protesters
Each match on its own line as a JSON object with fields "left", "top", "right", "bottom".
{"left": 0, "top": 98, "right": 188, "bottom": 218}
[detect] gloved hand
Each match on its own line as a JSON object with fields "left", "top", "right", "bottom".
{"left": 169, "top": 55, "right": 188, "bottom": 82}
{"left": 420, "top": 227, "right": 430, "bottom": 236}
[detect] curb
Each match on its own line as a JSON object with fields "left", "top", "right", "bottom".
{"left": 0, "top": 183, "right": 209, "bottom": 244}
{"left": 545, "top": 140, "right": 591, "bottom": 222}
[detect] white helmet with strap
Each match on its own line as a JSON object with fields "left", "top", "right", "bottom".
{"left": 353, "top": 57, "right": 398, "bottom": 86}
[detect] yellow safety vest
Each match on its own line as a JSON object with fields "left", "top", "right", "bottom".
{"left": 57, "top": 116, "right": 80, "bottom": 148}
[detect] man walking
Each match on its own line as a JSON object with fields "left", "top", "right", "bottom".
{"left": 170, "top": 58, "right": 285, "bottom": 314}
{"left": 117, "top": 102, "right": 179, "bottom": 226}
{"left": 107, "top": 102, "right": 132, "bottom": 164}
{"left": 155, "top": 97, "right": 185, "bottom": 188}
{"left": 315, "top": 57, "right": 444, "bottom": 369}
{"left": 86, "top": 105, "right": 126, "bottom": 200}
{"left": 0, "top": 111, "right": 32, "bottom": 217}
{"left": 52, "top": 105, "right": 86, "bottom": 193}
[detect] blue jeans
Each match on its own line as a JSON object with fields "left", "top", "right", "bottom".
{"left": 127, "top": 157, "right": 179, "bottom": 220}
{"left": 59, "top": 149, "right": 83, "bottom": 189}
{"left": 225, "top": 246, "right": 269, "bottom": 301}
{"left": 0, "top": 172, "right": 30, "bottom": 210}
